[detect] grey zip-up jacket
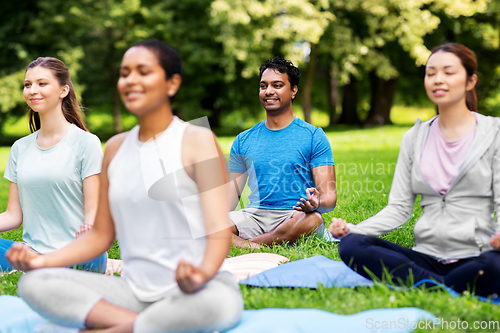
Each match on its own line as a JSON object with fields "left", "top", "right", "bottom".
{"left": 348, "top": 113, "right": 500, "bottom": 261}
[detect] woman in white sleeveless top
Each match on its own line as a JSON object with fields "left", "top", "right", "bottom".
{"left": 7, "top": 40, "right": 243, "bottom": 332}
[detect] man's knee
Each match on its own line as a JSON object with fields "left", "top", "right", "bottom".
{"left": 311, "top": 211, "right": 323, "bottom": 225}
{"left": 278, "top": 211, "right": 323, "bottom": 239}
{"left": 301, "top": 211, "right": 323, "bottom": 232}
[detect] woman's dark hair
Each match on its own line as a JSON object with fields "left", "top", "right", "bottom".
{"left": 259, "top": 56, "right": 301, "bottom": 95}
{"left": 26, "top": 57, "right": 87, "bottom": 133}
{"left": 429, "top": 43, "right": 478, "bottom": 112}
{"left": 130, "top": 39, "right": 182, "bottom": 101}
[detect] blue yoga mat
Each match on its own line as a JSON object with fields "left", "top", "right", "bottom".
{"left": 410, "top": 279, "right": 500, "bottom": 304}
{"left": 0, "top": 295, "right": 434, "bottom": 333}
{"left": 240, "top": 255, "right": 373, "bottom": 288}
{"left": 0, "top": 295, "right": 64, "bottom": 333}
{"left": 226, "top": 307, "right": 435, "bottom": 333}
{"left": 317, "top": 224, "right": 340, "bottom": 242}
{"left": 239, "top": 255, "right": 500, "bottom": 304}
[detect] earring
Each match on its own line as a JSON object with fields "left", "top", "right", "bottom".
{"left": 169, "top": 90, "right": 174, "bottom": 95}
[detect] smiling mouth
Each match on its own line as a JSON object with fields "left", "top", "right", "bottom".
{"left": 125, "top": 91, "right": 143, "bottom": 99}
{"left": 30, "top": 98, "right": 43, "bottom": 103}
{"left": 433, "top": 89, "right": 447, "bottom": 95}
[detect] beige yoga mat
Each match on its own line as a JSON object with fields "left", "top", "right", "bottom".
{"left": 105, "top": 253, "right": 290, "bottom": 281}
{"left": 226, "top": 253, "right": 290, "bottom": 282}
{"left": 105, "top": 259, "right": 124, "bottom": 275}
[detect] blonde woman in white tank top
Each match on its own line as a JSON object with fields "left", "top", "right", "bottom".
{"left": 7, "top": 40, "right": 243, "bottom": 332}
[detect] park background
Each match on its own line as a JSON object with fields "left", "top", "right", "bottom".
{"left": 1, "top": 1, "right": 500, "bottom": 332}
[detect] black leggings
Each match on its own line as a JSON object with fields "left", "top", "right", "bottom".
{"left": 339, "top": 233, "right": 500, "bottom": 297}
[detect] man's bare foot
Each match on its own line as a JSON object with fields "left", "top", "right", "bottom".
{"left": 231, "top": 235, "right": 262, "bottom": 249}
{"left": 246, "top": 240, "right": 262, "bottom": 250}
{"left": 80, "top": 321, "right": 133, "bottom": 333}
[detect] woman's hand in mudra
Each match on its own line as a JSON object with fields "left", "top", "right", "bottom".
{"left": 329, "top": 217, "right": 350, "bottom": 238}
{"left": 6, "top": 243, "right": 46, "bottom": 271}
{"left": 490, "top": 232, "right": 500, "bottom": 249}
{"left": 175, "top": 259, "right": 209, "bottom": 293}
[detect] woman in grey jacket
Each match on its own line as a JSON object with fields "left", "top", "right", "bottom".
{"left": 330, "top": 43, "right": 500, "bottom": 298}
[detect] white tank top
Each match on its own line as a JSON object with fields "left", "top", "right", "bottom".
{"left": 108, "top": 117, "right": 228, "bottom": 302}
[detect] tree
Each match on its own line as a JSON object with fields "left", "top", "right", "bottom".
{"left": 424, "top": 1, "right": 500, "bottom": 114}
{"left": 209, "top": 0, "right": 334, "bottom": 123}
{"left": 318, "top": 0, "right": 490, "bottom": 126}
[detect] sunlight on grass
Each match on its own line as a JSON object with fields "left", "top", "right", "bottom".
{"left": 391, "top": 105, "right": 436, "bottom": 125}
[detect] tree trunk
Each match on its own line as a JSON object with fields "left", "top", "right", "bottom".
{"left": 339, "top": 75, "right": 360, "bottom": 125}
{"left": 202, "top": 83, "right": 221, "bottom": 128}
{"left": 365, "top": 72, "right": 398, "bottom": 127}
{"left": 300, "top": 43, "right": 317, "bottom": 124}
{"left": 208, "top": 108, "right": 221, "bottom": 129}
{"left": 327, "top": 61, "right": 339, "bottom": 126}
{"left": 113, "top": 88, "right": 123, "bottom": 133}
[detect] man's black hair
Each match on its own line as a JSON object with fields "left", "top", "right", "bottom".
{"left": 259, "top": 56, "right": 301, "bottom": 89}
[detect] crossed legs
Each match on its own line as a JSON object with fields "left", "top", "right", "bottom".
{"left": 18, "top": 268, "right": 243, "bottom": 332}
{"left": 339, "top": 233, "right": 500, "bottom": 297}
{"left": 230, "top": 211, "right": 323, "bottom": 248}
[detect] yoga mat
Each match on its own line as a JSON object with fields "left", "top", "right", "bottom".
{"left": 239, "top": 255, "right": 500, "bottom": 304}
{"left": 103, "top": 254, "right": 290, "bottom": 281}
{"left": 240, "top": 255, "right": 373, "bottom": 288}
{"left": 226, "top": 253, "right": 289, "bottom": 282}
{"left": 0, "top": 295, "right": 434, "bottom": 333}
{"left": 0, "top": 295, "right": 77, "bottom": 333}
{"left": 316, "top": 223, "right": 340, "bottom": 242}
{"left": 226, "top": 307, "right": 436, "bottom": 333}
{"left": 105, "top": 258, "right": 124, "bottom": 276}
{"left": 410, "top": 279, "right": 500, "bottom": 305}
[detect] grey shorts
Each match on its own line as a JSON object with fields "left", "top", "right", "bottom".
{"left": 229, "top": 208, "right": 296, "bottom": 240}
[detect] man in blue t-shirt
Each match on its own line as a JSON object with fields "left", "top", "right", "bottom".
{"left": 228, "top": 57, "right": 337, "bottom": 248}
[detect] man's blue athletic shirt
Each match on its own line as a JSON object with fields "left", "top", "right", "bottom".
{"left": 229, "top": 116, "right": 334, "bottom": 210}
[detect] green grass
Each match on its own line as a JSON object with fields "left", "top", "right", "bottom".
{"left": 223, "top": 125, "right": 500, "bottom": 332}
{"left": 2, "top": 116, "right": 500, "bottom": 332}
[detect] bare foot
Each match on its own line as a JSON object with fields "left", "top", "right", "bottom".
{"left": 80, "top": 321, "right": 133, "bottom": 333}
{"left": 231, "top": 235, "right": 262, "bottom": 249}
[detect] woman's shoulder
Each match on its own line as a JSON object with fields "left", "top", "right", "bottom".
{"left": 476, "top": 112, "right": 500, "bottom": 129}
{"left": 182, "top": 123, "right": 219, "bottom": 162}
{"left": 401, "top": 117, "right": 431, "bottom": 141}
{"left": 106, "top": 132, "right": 129, "bottom": 150}
{"left": 103, "top": 131, "right": 130, "bottom": 162}
{"left": 64, "top": 126, "right": 103, "bottom": 160}
{"left": 69, "top": 125, "right": 102, "bottom": 145}
{"left": 475, "top": 113, "right": 500, "bottom": 151}
{"left": 183, "top": 123, "right": 215, "bottom": 148}
{"left": 10, "top": 132, "right": 38, "bottom": 154}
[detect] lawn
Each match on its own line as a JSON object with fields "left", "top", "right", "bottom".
{"left": 1, "top": 124, "right": 500, "bottom": 332}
